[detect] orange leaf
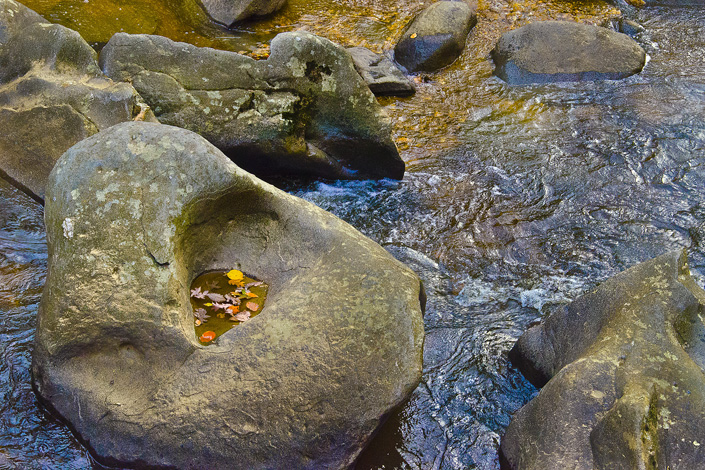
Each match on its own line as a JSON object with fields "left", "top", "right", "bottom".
{"left": 200, "top": 331, "right": 216, "bottom": 342}
{"left": 227, "top": 305, "right": 239, "bottom": 313}
{"left": 246, "top": 292, "right": 258, "bottom": 298}
{"left": 246, "top": 301, "right": 259, "bottom": 312}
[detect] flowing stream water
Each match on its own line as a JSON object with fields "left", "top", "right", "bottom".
{"left": 3, "top": 0, "right": 705, "bottom": 468}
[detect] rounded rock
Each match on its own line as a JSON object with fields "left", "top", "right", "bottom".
{"left": 32, "top": 122, "right": 425, "bottom": 470}
{"left": 492, "top": 21, "right": 647, "bottom": 85}
{"left": 394, "top": 1, "right": 477, "bottom": 73}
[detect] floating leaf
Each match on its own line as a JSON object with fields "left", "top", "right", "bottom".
{"left": 227, "top": 305, "right": 240, "bottom": 313}
{"left": 205, "top": 280, "right": 221, "bottom": 290}
{"left": 246, "top": 301, "right": 259, "bottom": 312}
{"left": 231, "top": 311, "right": 251, "bottom": 322}
{"left": 410, "top": 33, "right": 417, "bottom": 38}
{"left": 195, "top": 319, "right": 202, "bottom": 326}
{"left": 200, "top": 331, "right": 216, "bottom": 342}
{"left": 205, "top": 292, "right": 226, "bottom": 302}
{"left": 204, "top": 302, "right": 213, "bottom": 307}
{"left": 211, "top": 302, "right": 229, "bottom": 311}
{"left": 190, "top": 287, "right": 208, "bottom": 299}
{"left": 245, "top": 281, "right": 263, "bottom": 288}
{"left": 226, "top": 269, "right": 244, "bottom": 281}
{"left": 246, "top": 292, "right": 259, "bottom": 298}
{"left": 225, "top": 294, "right": 241, "bottom": 305}
{"left": 228, "top": 279, "right": 244, "bottom": 286}
{"left": 193, "top": 308, "right": 210, "bottom": 322}
{"left": 217, "top": 313, "right": 225, "bottom": 319}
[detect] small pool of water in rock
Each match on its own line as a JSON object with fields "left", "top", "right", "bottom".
{"left": 189, "top": 270, "right": 268, "bottom": 345}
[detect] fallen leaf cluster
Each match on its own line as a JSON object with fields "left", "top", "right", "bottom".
{"left": 190, "top": 270, "right": 264, "bottom": 327}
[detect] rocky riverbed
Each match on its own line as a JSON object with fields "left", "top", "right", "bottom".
{"left": 3, "top": 0, "right": 705, "bottom": 468}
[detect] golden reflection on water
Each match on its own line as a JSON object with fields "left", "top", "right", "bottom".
{"left": 18, "top": 0, "right": 621, "bottom": 164}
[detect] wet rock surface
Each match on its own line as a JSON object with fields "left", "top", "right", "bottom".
{"left": 0, "top": 0, "right": 150, "bottom": 202}
{"left": 394, "top": 1, "right": 477, "bottom": 73}
{"left": 347, "top": 47, "right": 415, "bottom": 96}
{"left": 501, "top": 250, "right": 705, "bottom": 469}
{"left": 200, "top": 0, "right": 287, "bottom": 26}
{"left": 32, "top": 122, "right": 424, "bottom": 470}
{"left": 492, "top": 21, "right": 646, "bottom": 84}
{"left": 99, "top": 31, "right": 404, "bottom": 180}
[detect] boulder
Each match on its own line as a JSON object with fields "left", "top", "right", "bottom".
{"left": 32, "top": 122, "right": 425, "bottom": 470}
{"left": 492, "top": 21, "right": 646, "bottom": 85}
{"left": 99, "top": 32, "right": 404, "bottom": 180}
{"left": 0, "top": 0, "right": 153, "bottom": 202}
{"left": 347, "top": 47, "right": 415, "bottom": 96}
{"left": 200, "top": 0, "right": 287, "bottom": 26}
{"left": 394, "top": 1, "right": 477, "bottom": 73}
{"left": 500, "top": 250, "right": 705, "bottom": 469}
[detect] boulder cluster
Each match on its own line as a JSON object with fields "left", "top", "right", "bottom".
{"left": 1, "top": 0, "right": 695, "bottom": 468}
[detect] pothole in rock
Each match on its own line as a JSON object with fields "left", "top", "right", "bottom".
{"left": 189, "top": 269, "right": 269, "bottom": 345}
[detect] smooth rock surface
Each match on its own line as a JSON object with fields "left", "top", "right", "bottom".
{"left": 501, "top": 250, "right": 705, "bottom": 469}
{"left": 394, "top": 1, "right": 477, "bottom": 73}
{"left": 347, "top": 47, "right": 415, "bottom": 96}
{"left": 0, "top": 0, "right": 152, "bottom": 202}
{"left": 492, "top": 21, "right": 647, "bottom": 85}
{"left": 100, "top": 31, "right": 403, "bottom": 180}
{"left": 32, "top": 122, "right": 425, "bottom": 470}
{"left": 200, "top": 0, "right": 286, "bottom": 26}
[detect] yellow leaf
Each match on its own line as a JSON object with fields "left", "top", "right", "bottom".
{"left": 226, "top": 269, "right": 244, "bottom": 281}
{"left": 410, "top": 33, "right": 417, "bottom": 39}
{"left": 204, "top": 302, "right": 213, "bottom": 306}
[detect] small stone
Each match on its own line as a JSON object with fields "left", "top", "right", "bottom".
{"left": 347, "top": 47, "right": 415, "bottom": 96}
{"left": 201, "top": 0, "right": 287, "bottom": 26}
{"left": 394, "top": 1, "right": 477, "bottom": 73}
{"left": 492, "top": 21, "right": 646, "bottom": 85}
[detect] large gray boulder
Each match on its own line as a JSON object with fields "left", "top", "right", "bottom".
{"left": 347, "top": 47, "right": 415, "bottom": 97}
{"left": 32, "top": 122, "right": 425, "bottom": 470}
{"left": 492, "top": 21, "right": 646, "bottom": 85}
{"left": 501, "top": 250, "right": 705, "bottom": 469}
{"left": 394, "top": 1, "right": 477, "bottom": 73}
{"left": 0, "top": 0, "right": 152, "bottom": 202}
{"left": 200, "top": 0, "right": 286, "bottom": 26}
{"left": 99, "top": 32, "right": 404, "bottom": 180}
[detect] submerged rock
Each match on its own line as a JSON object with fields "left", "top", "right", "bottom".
{"left": 394, "top": 1, "right": 477, "bottom": 73}
{"left": 501, "top": 250, "right": 705, "bottom": 469}
{"left": 32, "top": 122, "right": 424, "bottom": 470}
{"left": 0, "top": 0, "right": 152, "bottom": 202}
{"left": 347, "top": 47, "right": 415, "bottom": 96}
{"left": 492, "top": 21, "right": 646, "bottom": 85}
{"left": 200, "top": 0, "right": 286, "bottom": 26}
{"left": 100, "top": 32, "right": 404, "bottom": 180}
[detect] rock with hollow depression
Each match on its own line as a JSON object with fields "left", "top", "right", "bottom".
{"left": 492, "top": 21, "right": 646, "bottom": 85}
{"left": 32, "top": 122, "right": 424, "bottom": 470}
{"left": 0, "top": 0, "right": 152, "bottom": 202}
{"left": 500, "top": 250, "right": 705, "bottom": 469}
{"left": 99, "top": 31, "right": 404, "bottom": 180}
